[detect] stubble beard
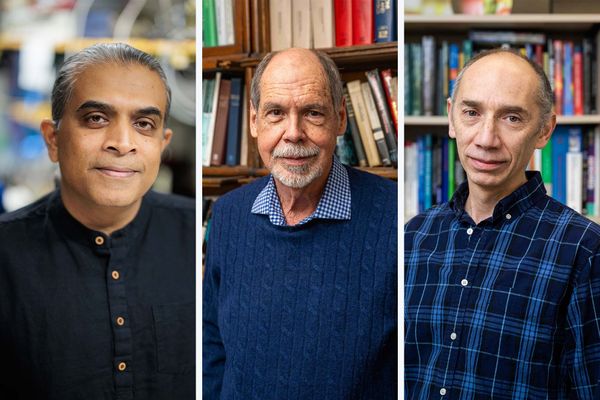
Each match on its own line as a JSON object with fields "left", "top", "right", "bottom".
{"left": 270, "top": 143, "right": 323, "bottom": 189}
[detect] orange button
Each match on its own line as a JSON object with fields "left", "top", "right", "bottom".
{"left": 95, "top": 236, "right": 104, "bottom": 245}
{"left": 116, "top": 317, "right": 125, "bottom": 326}
{"left": 117, "top": 362, "right": 126, "bottom": 371}
{"left": 111, "top": 271, "right": 120, "bottom": 280}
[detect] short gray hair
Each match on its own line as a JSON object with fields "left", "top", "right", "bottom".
{"left": 250, "top": 49, "right": 344, "bottom": 116}
{"left": 51, "top": 42, "right": 171, "bottom": 124}
{"left": 450, "top": 48, "right": 554, "bottom": 128}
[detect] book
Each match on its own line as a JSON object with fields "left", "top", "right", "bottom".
{"left": 210, "top": 79, "right": 232, "bottom": 166}
{"left": 448, "top": 138, "right": 456, "bottom": 198}
{"left": 448, "top": 43, "right": 460, "bottom": 96}
{"left": 551, "top": 125, "right": 571, "bottom": 204}
{"left": 203, "top": 73, "right": 221, "bottom": 167}
{"left": 468, "top": 30, "right": 546, "bottom": 45}
{"left": 541, "top": 136, "right": 553, "bottom": 196}
{"left": 215, "top": 0, "right": 235, "bottom": 46}
{"left": 225, "top": 78, "right": 243, "bottom": 166}
{"left": 365, "top": 69, "right": 398, "bottom": 164}
{"left": 292, "top": 0, "right": 312, "bottom": 48}
{"left": 566, "top": 127, "right": 583, "bottom": 212}
{"left": 380, "top": 69, "right": 398, "bottom": 131}
{"left": 375, "top": 0, "right": 396, "bottom": 43}
{"left": 346, "top": 80, "right": 381, "bottom": 166}
{"left": 310, "top": 0, "right": 334, "bottom": 49}
{"left": 422, "top": 36, "right": 436, "bottom": 116}
{"left": 343, "top": 88, "right": 368, "bottom": 167}
{"left": 270, "top": 0, "right": 293, "bottom": 51}
{"left": 240, "top": 86, "right": 249, "bottom": 166}
{"left": 583, "top": 38, "right": 593, "bottom": 114}
{"left": 404, "top": 43, "right": 412, "bottom": 115}
{"left": 554, "top": 40, "right": 563, "bottom": 115}
{"left": 574, "top": 45, "right": 584, "bottom": 115}
{"left": 411, "top": 43, "right": 423, "bottom": 115}
{"left": 202, "top": 0, "right": 218, "bottom": 47}
{"left": 563, "top": 41, "right": 574, "bottom": 115}
{"left": 334, "top": 0, "right": 352, "bottom": 47}
{"left": 352, "top": 0, "right": 373, "bottom": 45}
{"left": 361, "top": 82, "right": 391, "bottom": 166}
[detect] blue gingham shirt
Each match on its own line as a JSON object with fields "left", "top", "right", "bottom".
{"left": 251, "top": 156, "right": 351, "bottom": 226}
{"left": 405, "top": 171, "right": 600, "bottom": 399}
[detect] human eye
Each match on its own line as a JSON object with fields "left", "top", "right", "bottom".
{"left": 83, "top": 113, "right": 108, "bottom": 127}
{"left": 463, "top": 109, "right": 479, "bottom": 118}
{"left": 506, "top": 114, "right": 522, "bottom": 123}
{"left": 265, "top": 108, "right": 284, "bottom": 121}
{"left": 134, "top": 118, "right": 157, "bottom": 133}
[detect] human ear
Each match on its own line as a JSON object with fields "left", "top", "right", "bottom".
{"left": 40, "top": 119, "right": 59, "bottom": 163}
{"left": 447, "top": 98, "right": 456, "bottom": 139}
{"left": 161, "top": 128, "right": 173, "bottom": 152}
{"left": 250, "top": 104, "right": 258, "bottom": 138}
{"left": 336, "top": 97, "right": 347, "bottom": 137}
{"left": 535, "top": 113, "right": 556, "bottom": 149}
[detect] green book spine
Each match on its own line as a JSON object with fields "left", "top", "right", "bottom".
{"left": 203, "top": 0, "right": 218, "bottom": 47}
{"left": 541, "top": 139, "right": 553, "bottom": 196}
{"left": 448, "top": 138, "right": 456, "bottom": 199}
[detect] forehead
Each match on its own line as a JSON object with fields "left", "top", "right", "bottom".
{"left": 69, "top": 63, "right": 168, "bottom": 112}
{"left": 259, "top": 52, "right": 330, "bottom": 106}
{"left": 457, "top": 54, "right": 539, "bottom": 106}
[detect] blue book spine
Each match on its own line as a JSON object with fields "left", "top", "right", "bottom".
{"left": 418, "top": 136, "right": 425, "bottom": 212}
{"left": 448, "top": 43, "right": 460, "bottom": 95}
{"left": 552, "top": 126, "right": 570, "bottom": 204}
{"left": 424, "top": 134, "right": 433, "bottom": 210}
{"left": 441, "top": 137, "right": 449, "bottom": 203}
{"left": 374, "top": 0, "right": 396, "bottom": 42}
{"left": 563, "top": 42, "right": 574, "bottom": 116}
{"left": 225, "top": 78, "right": 243, "bottom": 165}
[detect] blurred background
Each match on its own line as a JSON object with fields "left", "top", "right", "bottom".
{"left": 0, "top": 0, "right": 196, "bottom": 214}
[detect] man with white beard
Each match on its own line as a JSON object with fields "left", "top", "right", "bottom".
{"left": 203, "top": 48, "right": 398, "bottom": 399}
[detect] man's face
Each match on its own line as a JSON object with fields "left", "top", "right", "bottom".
{"left": 448, "top": 53, "right": 554, "bottom": 198}
{"left": 42, "top": 63, "right": 172, "bottom": 213}
{"left": 250, "top": 50, "right": 346, "bottom": 189}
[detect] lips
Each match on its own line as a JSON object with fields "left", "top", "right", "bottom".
{"left": 277, "top": 156, "right": 315, "bottom": 166}
{"left": 95, "top": 166, "right": 138, "bottom": 178}
{"left": 468, "top": 155, "right": 506, "bottom": 171}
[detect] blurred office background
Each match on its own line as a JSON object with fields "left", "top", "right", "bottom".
{"left": 0, "top": 0, "right": 196, "bottom": 214}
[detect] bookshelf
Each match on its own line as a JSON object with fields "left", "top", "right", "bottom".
{"left": 203, "top": 1, "right": 399, "bottom": 195}
{"left": 405, "top": 12, "right": 600, "bottom": 223}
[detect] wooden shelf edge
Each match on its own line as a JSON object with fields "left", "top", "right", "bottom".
{"left": 405, "top": 13, "right": 600, "bottom": 24}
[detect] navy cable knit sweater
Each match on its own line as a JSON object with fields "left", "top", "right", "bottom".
{"left": 203, "top": 166, "right": 398, "bottom": 399}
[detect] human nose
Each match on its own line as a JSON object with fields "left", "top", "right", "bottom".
{"left": 281, "top": 113, "right": 304, "bottom": 143}
{"left": 103, "top": 120, "right": 137, "bottom": 155}
{"left": 474, "top": 115, "right": 500, "bottom": 148}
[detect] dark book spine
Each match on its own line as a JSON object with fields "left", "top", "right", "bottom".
{"left": 374, "top": 0, "right": 396, "bottom": 42}
{"left": 366, "top": 69, "right": 397, "bottom": 165}
{"left": 211, "top": 79, "right": 231, "bottom": 166}
{"left": 225, "top": 78, "right": 243, "bottom": 166}
{"left": 343, "top": 88, "right": 367, "bottom": 167}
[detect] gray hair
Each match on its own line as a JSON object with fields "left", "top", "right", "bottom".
{"left": 51, "top": 42, "right": 171, "bottom": 124}
{"left": 450, "top": 47, "right": 554, "bottom": 128}
{"left": 250, "top": 49, "right": 344, "bottom": 117}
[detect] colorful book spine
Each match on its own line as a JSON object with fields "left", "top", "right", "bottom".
{"left": 375, "top": 0, "right": 396, "bottom": 42}
{"left": 366, "top": 69, "right": 398, "bottom": 164}
{"left": 552, "top": 125, "right": 570, "bottom": 204}
{"left": 554, "top": 40, "right": 563, "bottom": 115}
{"left": 351, "top": 0, "right": 373, "bottom": 45}
{"left": 202, "top": 0, "right": 218, "bottom": 47}
{"left": 334, "top": 0, "right": 352, "bottom": 47}
{"left": 563, "top": 41, "right": 574, "bottom": 115}
{"left": 422, "top": 36, "right": 436, "bottom": 116}
{"left": 574, "top": 45, "right": 584, "bottom": 115}
{"left": 448, "top": 43, "right": 460, "bottom": 96}
{"left": 380, "top": 69, "right": 398, "bottom": 131}
{"left": 361, "top": 82, "right": 391, "bottom": 166}
{"left": 343, "top": 88, "right": 368, "bottom": 167}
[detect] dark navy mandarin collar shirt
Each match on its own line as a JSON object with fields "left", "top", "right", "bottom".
{"left": 405, "top": 171, "right": 600, "bottom": 399}
{"left": 0, "top": 190, "right": 195, "bottom": 399}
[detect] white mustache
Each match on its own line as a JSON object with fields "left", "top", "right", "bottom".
{"left": 272, "top": 143, "right": 320, "bottom": 158}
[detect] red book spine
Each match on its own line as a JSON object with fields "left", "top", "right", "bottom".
{"left": 380, "top": 69, "right": 398, "bottom": 132}
{"left": 554, "top": 40, "right": 563, "bottom": 115}
{"left": 574, "top": 47, "right": 584, "bottom": 115}
{"left": 535, "top": 44, "right": 544, "bottom": 66}
{"left": 334, "top": 0, "right": 352, "bottom": 47}
{"left": 351, "top": 0, "right": 373, "bottom": 45}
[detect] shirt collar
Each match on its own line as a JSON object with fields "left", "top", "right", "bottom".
{"left": 449, "top": 171, "right": 547, "bottom": 224}
{"left": 251, "top": 156, "right": 352, "bottom": 226}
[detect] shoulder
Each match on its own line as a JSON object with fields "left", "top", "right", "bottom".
{"left": 405, "top": 203, "right": 454, "bottom": 234}
{"left": 542, "top": 196, "right": 600, "bottom": 251}
{"left": 144, "top": 191, "right": 194, "bottom": 213}
{"left": 213, "top": 175, "right": 270, "bottom": 214}
{"left": 0, "top": 192, "right": 52, "bottom": 229}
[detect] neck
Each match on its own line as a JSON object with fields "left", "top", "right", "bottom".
{"left": 275, "top": 165, "right": 330, "bottom": 226}
{"left": 61, "top": 191, "right": 141, "bottom": 236}
{"left": 464, "top": 176, "right": 526, "bottom": 224}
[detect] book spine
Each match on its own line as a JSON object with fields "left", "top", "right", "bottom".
{"left": 351, "top": 0, "right": 373, "bottom": 45}
{"left": 552, "top": 126, "right": 570, "bottom": 204}
{"left": 361, "top": 82, "right": 391, "bottom": 166}
{"left": 574, "top": 45, "right": 584, "bottom": 115}
{"left": 541, "top": 136, "right": 553, "bottom": 197}
{"left": 366, "top": 69, "right": 398, "bottom": 164}
{"left": 203, "top": 73, "right": 221, "bottom": 166}
{"left": 554, "top": 40, "right": 564, "bottom": 115}
{"left": 270, "top": 0, "right": 293, "bottom": 51}
{"left": 343, "top": 88, "right": 368, "bottom": 167}
{"left": 334, "top": 0, "right": 352, "bottom": 47}
{"left": 563, "top": 41, "right": 574, "bottom": 115}
{"left": 404, "top": 44, "right": 412, "bottom": 115}
{"left": 211, "top": 79, "right": 232, "bottom": 166}
{"left": 448, "top": 138, "right": 456, "bottom": 199}
{"left": 417, "top": 136, "right": 425, "bottom": 212}
{"left": 411, "top": 43, "right": 423, "bottom": 115}
{"left": 441, "top": 138, "right": 449, "bottom": 203}
{"left": 424, "top": 134, "right": 433, "bottom": 210}
{"left": 347, "top": 81, "right": 381, "bottom": 166}
{"left": 202, "top": 0, "right": 218, "bottom": 47}
{"left": 310, "top": 0, "right": 334, "bottom": 49}
{"left": 380, "top": 69, "right": 398, "bottom": 131}
{"left": 448, "top": 43, "right": 460, "bottom": 97}
{"left": 583, "top": 38, "right": 593, "bottom": 114}
{"left": 375, "top": 0, "right": 396, "bottom": 42}
{"left": 225, "top": 78, "right": 243, "bottom": 166}
{"left": 292, "top": 0, "right": 312, "bottom": 48}
{"left": 422, "top": 36, "right": 436, "bottom": 116}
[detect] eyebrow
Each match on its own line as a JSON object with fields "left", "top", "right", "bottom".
{"left": 75, "top": 101, "right": 163, "bottom": 120}
{"left": 261, "top": 101, "right": 328, "bottom": 112}
{"left": 460, "top": 99, "right": 530, "bottom": 116}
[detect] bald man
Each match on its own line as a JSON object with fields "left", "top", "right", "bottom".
{"left": 405, "top": 48, "right": 600, "bottom": 399}
{"left": 203, "top": 48, "right": 397, "bottom": 399}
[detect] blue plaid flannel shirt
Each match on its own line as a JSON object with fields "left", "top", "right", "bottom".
{"left": 251, "top": 157, "right": 351, "bottom": 226}
{"left": 405, "top": 171, "right": 600, "bottom": 399}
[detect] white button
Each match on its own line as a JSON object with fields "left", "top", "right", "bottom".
{"left": 440, "top": 387, "right": 447, "bottom": 396}
{"left": 466, "top": 227, "right": 473, "bottom": 235}
{"left": 506, "top": 213, "right": 512, "bottom": 220}
{"left": 461, "top": 279, "right": 469, "bottom": 287}
{"left": 450, "top": 332, "right": 457, "bottom": 340}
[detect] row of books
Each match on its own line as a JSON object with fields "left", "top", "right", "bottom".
{"left": 202, "top": 0, "right": 235, "bottom": 48}
{"left": 270, "top": 0, "right": 397, "bottom": 51}
{"left": 203, "top": 68, "right": 398, "bottom": 168}
{"left": 405, "top": 126, "right": 600, "bottom": 219}
{"left": 405, "top": 32, "right": 598, "bottom": 117}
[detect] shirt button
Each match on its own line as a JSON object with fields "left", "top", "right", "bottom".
{"left": 466, "top": 227, "right": 473, "bottom": 235}
{"left": 440, "top": 387, "right": 447, "bottom": 396}
{"left": 450, "top": 332, "right": 457, "bottom": 340}
{"left": 461, "top": 279, "right": 469, "bottom": 287}
{"left": 116, "top": 316, "right": 125, "bottom": 326}
{"left": 95, "top": 236, "right": 104, "bottom": 245}
{"left": 117, "top": 362, "right": 127, "bottom": 371}
{"left": 506, "top": 213, "right": 512, "bottom": 220}
{"left": 111, "top": 271, "right": 120, "bottom": 280}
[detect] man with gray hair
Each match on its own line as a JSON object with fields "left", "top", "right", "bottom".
{"left": 0, "top": 43, "right": 194, "bottom": 398}
{"left": 405, "top": 48, "right": 600, "bottom": 398}
{"left": 203, "top": 47, "right": 397, "bottom": 399}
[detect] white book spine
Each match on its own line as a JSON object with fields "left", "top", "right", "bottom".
{"left": 567, "top": 152, "right": 583, "bottom": 213}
